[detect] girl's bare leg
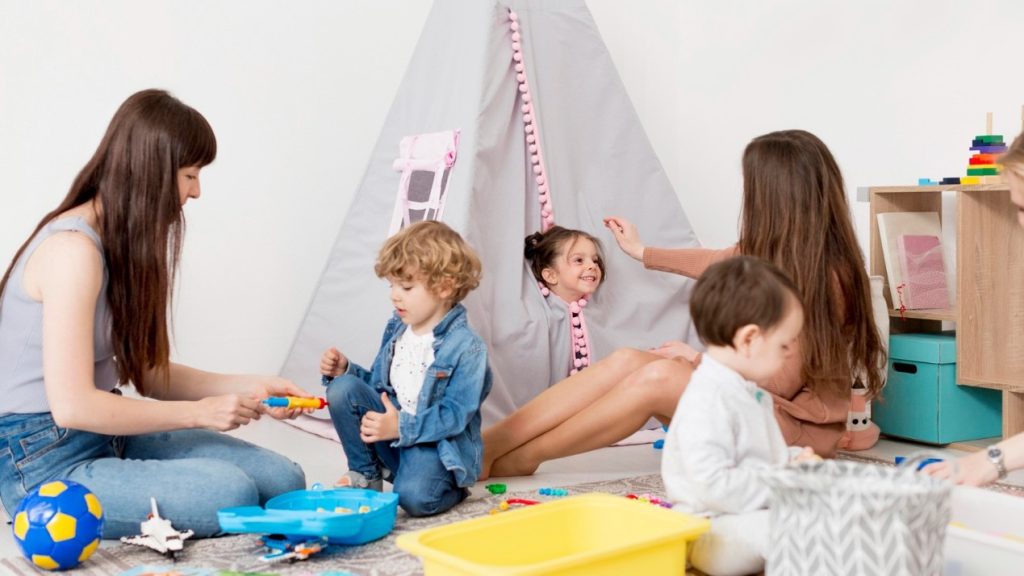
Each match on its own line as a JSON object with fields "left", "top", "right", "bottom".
{"left": 481, "top": 348, "right": 659, "bottom": 479}
{"left": 489, "top": 357, "right": 693, "bottom": 477}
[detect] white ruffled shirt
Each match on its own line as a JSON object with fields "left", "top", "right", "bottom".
{"left": 661, "top": 354, "right": 803, "bottom": 516}
{"left": 389, "top": 328, "right": 435, "bottom": 415}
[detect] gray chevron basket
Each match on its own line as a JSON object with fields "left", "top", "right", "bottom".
{"left": 765, "top": 460, "right": 951, "bottom": 576}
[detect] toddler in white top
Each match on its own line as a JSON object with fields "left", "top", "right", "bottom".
{"left": 662, "top": 255, "right": 817, "bottom": 576}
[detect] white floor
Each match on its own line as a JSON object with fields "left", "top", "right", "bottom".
{"left": 1, "top": 418, "right": 1021, "bottom": 562}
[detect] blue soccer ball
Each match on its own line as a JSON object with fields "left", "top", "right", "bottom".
{"left": 12, "top": 480, "right": 104, "bottom": 570}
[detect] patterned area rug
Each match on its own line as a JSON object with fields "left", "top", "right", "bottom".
{"left": 1, "top": 474, "right": 667, "bottom": 576}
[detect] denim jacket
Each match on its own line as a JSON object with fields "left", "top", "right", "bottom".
{"left": 342, "top": 304, "right": 492, "bottom": 487}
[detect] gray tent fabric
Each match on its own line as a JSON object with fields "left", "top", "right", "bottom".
{"left": 280, "top": 0, "right": 702, "bottom": 427}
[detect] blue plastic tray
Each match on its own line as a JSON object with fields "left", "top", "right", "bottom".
{"left": 218, "top": 488, "right": 398, "bottom": 545}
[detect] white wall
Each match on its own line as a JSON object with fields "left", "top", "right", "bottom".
{"left": 3, "top": 1, "right": 1024, "bottom": 376}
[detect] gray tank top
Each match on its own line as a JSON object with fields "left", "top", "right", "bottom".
{"left": 0, "top": 217, "right": 116, "bottom": 414}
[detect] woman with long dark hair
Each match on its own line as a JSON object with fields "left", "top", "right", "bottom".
{"left": 0, "top": 90, "right": 306, "bottom": 538}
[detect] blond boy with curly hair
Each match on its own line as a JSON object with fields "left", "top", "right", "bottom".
{"left": 320, "top": 221, "right": 491, "bottom": 517}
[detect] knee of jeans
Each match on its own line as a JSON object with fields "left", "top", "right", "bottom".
{"left": 394, "top": 478, "right": 459, "bottom": 517}
{"left": 218, "top": 473, "right": 261, "bottom": 507}
{"left": 397, "top": 487, "right": 440, "bottom": 517}
{"left": 325, "top": 374, "right": 366, "bottom": 406}
{"left": 273, "top": 458, "right": 307, "bottom": 495}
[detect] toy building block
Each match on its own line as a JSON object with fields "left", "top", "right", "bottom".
{"left": 959, "top": 176, "right": 981, "bottom": 185}
{"left": 940, "top": 177, "right": 961, "bottom": 185}
{"left": 969, "top": 145, "right": 1008, "bottom": 153}
{"left": 974, "top": 134, "right": 1004, "bottom": 144}
{"left": 967, "top": 167, "right": 999, "bottom": 176}
{"left": 918, "top": 178, "right": 941, "bottom": 186}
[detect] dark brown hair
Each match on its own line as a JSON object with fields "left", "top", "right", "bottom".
{"left": 0, "top": 89, "right": 216, "bottom": 395}
{"left": 524, "top": 226, "right": 606, "bottom": 286}
{"left": 375, "top": 220, "right": 482, "bottom": 304}
{"left": 691, "top": 256, "right": 801, "bottom": 347}
{"left": 738, "top": 129, "right": 886, "bottom": 398}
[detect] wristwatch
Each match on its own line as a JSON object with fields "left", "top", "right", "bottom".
{"left": 986, "top": 445, "right": 1008, "bottom": 480}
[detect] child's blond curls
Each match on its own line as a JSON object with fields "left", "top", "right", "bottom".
{"left": 375, "top": 221, "right": 482, "bottom": 303}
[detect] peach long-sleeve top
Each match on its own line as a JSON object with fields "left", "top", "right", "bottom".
{"left": 644, "top": 246, "right": 850, "bottom": 457}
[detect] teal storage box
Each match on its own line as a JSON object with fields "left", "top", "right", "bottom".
{"left": 874, "top": 333, "right": 1002, "bottom": 444}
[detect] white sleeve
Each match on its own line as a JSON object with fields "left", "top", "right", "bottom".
{"left": 669, "top": 385, "right": 773, "bottom": 514}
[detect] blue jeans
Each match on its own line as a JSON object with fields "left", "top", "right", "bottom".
{"left": 0, "top": 412, "right": 306, "bottom": 538}
{"left": 325, "top": 374, "right": 467, "bottom": 516}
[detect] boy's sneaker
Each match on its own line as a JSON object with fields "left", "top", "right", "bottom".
{"left": 335, "top": 470, "right": 384, "bottom": 491}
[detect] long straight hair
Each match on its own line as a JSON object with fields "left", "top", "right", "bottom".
{"left": 738, "top": 130, "right": 885, "bottom": 399}
{"left": 0, "top": 89, "right": 216, "bottom": 395}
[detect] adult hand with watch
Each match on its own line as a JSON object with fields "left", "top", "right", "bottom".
{"left": 923, "top": 436, "right": 1021, "bottom": 486}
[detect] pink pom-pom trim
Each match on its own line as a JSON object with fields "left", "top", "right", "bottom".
{"left": 509, "top": 8, "right": 556, "bottom": 232}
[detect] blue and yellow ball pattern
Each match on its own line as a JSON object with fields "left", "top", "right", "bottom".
{"left": 12, "top": 480, "right": 104, "bottom": 570}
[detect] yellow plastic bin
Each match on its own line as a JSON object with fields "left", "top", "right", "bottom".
{"left": 396, "top": 492, "right": 710, "bottom": 576}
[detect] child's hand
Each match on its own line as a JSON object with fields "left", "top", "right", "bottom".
{"left": 650, "top": 340, "right": 701, "bottom": 364}
{"left": 320, "top": 347, "right": 349, "bottom": 377}
{"left": 360, "top": 392, "right": 399, "bottom": 443}
{"left": 791, "top": 446, "right": 821, "bottom": 463}
{"left": 603, "top": 216, "right": 645, "bottom": 261}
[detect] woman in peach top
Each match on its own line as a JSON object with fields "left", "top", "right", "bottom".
{"left": 483, "top": 129, "right": 887, "bottom": 477}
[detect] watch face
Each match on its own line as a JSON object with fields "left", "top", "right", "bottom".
{"left": 989, "top": 447, "right": 1003, "bottom": 459}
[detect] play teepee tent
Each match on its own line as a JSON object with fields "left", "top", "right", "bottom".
{"left": 281, "top": 0, "right": 702, "bottom": 429}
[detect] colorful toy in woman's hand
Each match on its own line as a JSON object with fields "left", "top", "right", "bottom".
{"left": 262, "top": 396, "right": 329, "bottom": 410}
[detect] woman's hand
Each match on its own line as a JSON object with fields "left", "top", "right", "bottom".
{"left": 250, "top": 375, "right": 315, "bottom": 421}
{"left": 650, "top": 340, "right": 701, "bottom": 364}
{"left": 603, "top": 216, "right": 645, "bottom": 261}
{"left": 923, "top": 452, "right": 997, "bottom": 486}
{"left": 194, "top": 394, "right": 262, "bottom": 431}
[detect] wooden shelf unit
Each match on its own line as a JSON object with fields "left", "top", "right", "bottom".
{"left": 868, "top": 184, "right": 1024, "bottom": 437}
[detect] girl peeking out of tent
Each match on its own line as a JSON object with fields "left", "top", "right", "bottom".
{"left": 524, "top": 226, "right": 606, "bottom": 376}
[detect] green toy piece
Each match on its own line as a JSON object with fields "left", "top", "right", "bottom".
{"left": 485, "top": 483, "right": 507, "bottom": 495}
